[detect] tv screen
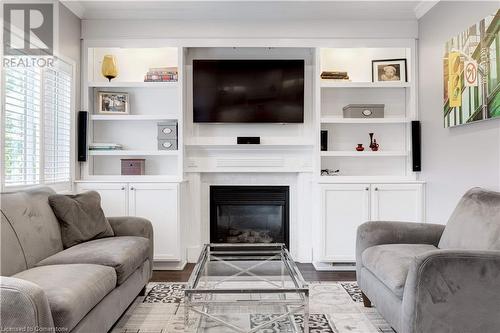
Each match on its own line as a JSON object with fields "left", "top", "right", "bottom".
{"left": 193, "top": 59, "right": 304, "bottom": 123}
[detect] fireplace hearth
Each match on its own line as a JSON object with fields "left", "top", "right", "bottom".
{"left": 210, "top": 186, "right": 290, "bottom": 248}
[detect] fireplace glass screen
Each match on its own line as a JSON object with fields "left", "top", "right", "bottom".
{"left": 210, "top": 186, "right": 289, "bottom": 248}
{"left": 216, "top": 205, "right": 284, "bottom": 244}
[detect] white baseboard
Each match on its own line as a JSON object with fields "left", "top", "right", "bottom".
{"left": 153, "top": 260, "right": 187, "bottom": 271}
{"left": 313, "top": 261, "right": 356, "bottom": 272}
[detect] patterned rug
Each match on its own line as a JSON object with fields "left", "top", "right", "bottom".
{"left": 111, "top": 282, "right": 395, "bottom": 333}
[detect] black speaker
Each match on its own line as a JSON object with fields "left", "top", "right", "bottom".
{"left": 320, "top": 130, "right": 328, "bottom": 151}
{"left": 77, "top": 111, "right": 88, "bottom": 162}
{"left": 237, "top": 137, "right": 260, "bottom": 144}
{"left": 411, "top": 121, "right": 421, "bottom": 172}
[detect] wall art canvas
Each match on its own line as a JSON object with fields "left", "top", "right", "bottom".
{"left": 443, "top": 10, "right": 499, "bottom": 127}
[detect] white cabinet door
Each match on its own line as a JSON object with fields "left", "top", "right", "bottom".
{"left": 321, "top": 184, "right": 370, "bottom": 262}
{"left": 75, "top": 183, "right": 128, "bottom": 217}
{"left": 129, "top": 183, "right": 180, "bottom": 261}
{"left": 371, "top": 184, "right": 424, "bottom": 222}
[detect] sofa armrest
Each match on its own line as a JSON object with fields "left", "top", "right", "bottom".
{"left": 107, "top": 216, "right": 154, "bottom": 276}
{"left": 0, "top": 277, "right": 54, "bottom": 331}
{"left": 402, "top": 250, "right": 500, "bottom": 333}
{"left": 356, "top": 221, "right": 445, "bottom": 285}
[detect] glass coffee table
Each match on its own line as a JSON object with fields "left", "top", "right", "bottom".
{"left": 185, "top": 243, "right": 309, "bottom": 332}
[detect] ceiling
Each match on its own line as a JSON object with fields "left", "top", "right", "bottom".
{"left": 62, "top": 1, "right": 439, "bottom": 21}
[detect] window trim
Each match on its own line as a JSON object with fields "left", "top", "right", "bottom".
{"left": 1, "top": 53, "right": 76, "bottom": 193}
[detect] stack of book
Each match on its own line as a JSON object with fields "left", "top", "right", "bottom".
{"left": 89, "top": 143, "right": 123, "bottom": 151}
{"left": 321, "top": 71, "right": 350, "bottom": 80}
{"left": 144, "top": 67, "right": 178, "bottom": 82}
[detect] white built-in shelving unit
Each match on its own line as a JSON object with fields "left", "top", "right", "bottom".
{"left": 80, "top": 46, "right": 183, "bottom": 182}
{"left": 316, "top": 46, "right": 417, "bottom": 181}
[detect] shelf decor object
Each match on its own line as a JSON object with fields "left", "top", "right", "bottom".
{"left": 101, "top": 55, "right": 118, "bottom": 82}
{"left": 343, "top": 104, "right": 384, "bottom": 118}
{"left": 372, "top": 58, "right": 407, "bottom": 83}
{"left": 97, "top": 91, "right": 129, "bottom": 114}
{"left": 121, "top": 159, "right": 145, "bottom": 175}
{"left": 157, "top": 120, "right": 178, "bottom": 150}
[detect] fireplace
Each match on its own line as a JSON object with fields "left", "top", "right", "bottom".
{"left": 210, "top": 186, "right": 290, "bottom": 248}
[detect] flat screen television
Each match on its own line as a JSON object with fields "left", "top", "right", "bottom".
{"left": 193, "top": 59, "right": 304, "bottom": 123}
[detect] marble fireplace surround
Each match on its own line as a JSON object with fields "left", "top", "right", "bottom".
{"left": 185, "top": 172, "right": 315, "bottom": 263}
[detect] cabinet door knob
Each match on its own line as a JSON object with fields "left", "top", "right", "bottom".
{"left": 121, "top": 186, "right": 125, "bottom": 190}
{"left": 365, "top": 187, "right": 369, "bottom": 191}
{"left": 130, "top": 186, "right": 135, "bottom": 191}
{"left": 374, "top": 187, "right": 379, "bottom": 191}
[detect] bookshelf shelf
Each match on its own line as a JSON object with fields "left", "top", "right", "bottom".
{"left": 88, "top": 81, "right": 178, "bottom": 88}
{"left": 91, "top": 115, "right": 179, "bottom": 121}
{"left": 320, "top": 81, "right": 411, "bottom": 88}
{"left": 88, "top": 150, "right": 179, "bottom": 156}
{"left": 320, "top": 116, "right": 409, "bottom": 124}
{"left": 320, "top": 151, "right": 408, "bottom": 157}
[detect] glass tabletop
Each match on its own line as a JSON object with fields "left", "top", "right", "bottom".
{"left": 186, "top": 243, "right": 308, "bottom": 293}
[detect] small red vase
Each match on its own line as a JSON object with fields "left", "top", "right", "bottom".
{"left": 356, "top": 144, "right": 365, "bottom": 151}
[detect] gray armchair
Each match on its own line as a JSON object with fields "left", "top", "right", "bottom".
{"left": 356, "top": 188, "right": 500, "bottom": 333}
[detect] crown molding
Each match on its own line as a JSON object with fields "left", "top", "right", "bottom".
{"left": 414, "top": 0, "right": 440, "bottom": 20}
{"left": 61, "top": 1, "right": 85, "bottom": 19}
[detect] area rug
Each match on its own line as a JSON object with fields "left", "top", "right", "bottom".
{"left": 111, "top": 282, "right": 395, "bottom": 333}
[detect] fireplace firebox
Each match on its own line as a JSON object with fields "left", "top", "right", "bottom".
{"left": 210, "top": 186, "right": 289, "bottom": 248}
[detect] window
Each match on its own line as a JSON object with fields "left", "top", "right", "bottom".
{"left": 3, "top": 60, "right": 73, "bottom": 188}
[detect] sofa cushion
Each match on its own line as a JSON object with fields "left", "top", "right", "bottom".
{"left": 13, "top": 264, "right": 116, "bottom": 332}
{"left": 362, "top": 244, "right": 437, "bottom": 298}
{"left": 48, "top": 191, "right": 114, "bottom": 248}
{"left": 0, "top": 186, "right": 63, "bottom": 271}
{"left": 438, "top": 188, "right": 500, "bottom": 250}
{"left": 37, "top": 236, "right": 149, "bottom": 284}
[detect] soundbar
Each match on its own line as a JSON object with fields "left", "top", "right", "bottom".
{"left": 237, "top": 137, "right": 260, "bottom": 144}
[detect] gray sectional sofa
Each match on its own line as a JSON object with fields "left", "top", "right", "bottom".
{"left": 356, "top": 187, "right": 500, "bottom": 333}
{"left": 0, "top": 186, "right": 154, "bottom": 332}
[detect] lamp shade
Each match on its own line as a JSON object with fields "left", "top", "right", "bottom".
{"left": 101, "top": 55, "right": 118, "bottom": 82}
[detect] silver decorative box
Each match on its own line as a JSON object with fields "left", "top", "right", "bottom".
{"left": 157, "top": 121, "right": 177, "bottom": 139}
{"left": 158, "top": 139, "right": 177, "bottom": 150}
{"left": 342, "top": 104, "right": 385, "bottom": 118}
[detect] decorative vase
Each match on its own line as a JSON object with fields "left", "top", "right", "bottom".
{"left": 356, "top": 144, "right": 364, "bottom": 151}
{"left": 101, "top": 55, "right": 118, "bottom": 82}
{"left": 369, "top": 133, "right": 380, "bottom": 151}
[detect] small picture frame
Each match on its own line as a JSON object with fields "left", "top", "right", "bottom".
{"left": 372, "top": 59, "right": 407, "bottom": 83}
{"left": 97, "top": 91, "right": 129, "bottom": 114}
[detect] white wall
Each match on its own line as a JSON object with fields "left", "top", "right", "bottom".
{"left": 418, "top": 1, "right": 500, "bottom": 224}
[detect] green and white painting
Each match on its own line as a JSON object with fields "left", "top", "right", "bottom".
{"left": 443, "top": 10, "right": 500, "bottom": 127}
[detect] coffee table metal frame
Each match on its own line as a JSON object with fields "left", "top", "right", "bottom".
{"left": 184, "top": 243, "right": 309, "bottom": 333}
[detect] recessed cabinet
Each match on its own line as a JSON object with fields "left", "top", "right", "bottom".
{"left": 319, "top": 183, "right": 424, "bottom": 262}
{"left": 371, "top": 183, "right": 424, "bottom": 222}
{"left": 75, "top": 182, "right": 181, "bottom": 262}
{"left": 321, "top": 184, "right": 370, "bottom": 262}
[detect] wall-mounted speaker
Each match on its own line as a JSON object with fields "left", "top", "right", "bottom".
{"left": 411, "top": 120, "right": 421, "bottom": 172}
{"left": 77, "top": 111, "right": 88, "bottom": 162}
{"left": 320, "top": 130, "right": 328, "bottom": 151}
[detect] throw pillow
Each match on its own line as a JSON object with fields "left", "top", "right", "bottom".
{"left": 48, "top": 191, "right": 114, "bottom": 248}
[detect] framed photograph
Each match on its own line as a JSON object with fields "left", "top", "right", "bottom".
{"left": 97, "top": 91, "right": 129, "bottom": 114}
{"left": 372, "top": 59, "right": 407, "bottom": 83}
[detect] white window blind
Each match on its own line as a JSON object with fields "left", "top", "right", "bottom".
{"left": 4, "top": 68, "right": 42, "bottom": 186}
{"left": 43, "top": 64, "right": 72, "bottom": 184}
{"left": 3, "top": 60, "right": 73, "bottom": 188}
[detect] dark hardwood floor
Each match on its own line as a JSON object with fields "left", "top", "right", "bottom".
{"left": 151, "top": 263, "right": 356, "bottom": 282}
